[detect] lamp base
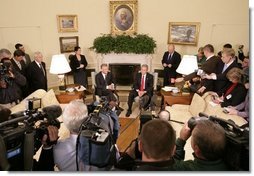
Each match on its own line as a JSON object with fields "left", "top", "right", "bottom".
{"left": 59, "top": 85, "right": 66, "bottom": 91}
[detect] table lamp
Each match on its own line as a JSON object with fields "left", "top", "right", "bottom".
{"left": 176, "top": 55, "right": 198, "bottom": 93}
{"left": 49, "top": 54, "right": 71, "bottom": 91}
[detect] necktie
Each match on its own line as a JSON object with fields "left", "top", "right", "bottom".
{"left": 140, "top": 75, "right": 145, "bottom": 91}
{"left": 167, "top": 53, "right": 172, "bottom": 62}
{"left": 40, "top": 63, "right": 45, "bottom": 76}
{"left": 222, "top": 64, "right": 228, "bottom": 73}
{"left": 17, "top": 62, "right": 22, "bottom": 70}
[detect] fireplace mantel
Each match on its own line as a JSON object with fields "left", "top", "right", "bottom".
{"left": 96, "top": 53, "right": 153, "bottom": 71}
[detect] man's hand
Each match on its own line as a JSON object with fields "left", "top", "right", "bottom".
{"left": 179, "top": 123, "right": 191, "bottom": 141}
{"left": 138, "top": 91, "right": 145, "bottom": 97}
{"left": 163, "top": 63, "right": 167, "bottom": 67}
{"left": 80, "top": 64, "right": 84, "bottom": 68}
{"left": 203, "top": 73, "right": 216, "bottom": 80}
{"left": 197, "top": 86, "right": 206, "bottom": 94}
{"left": 42, "top": 126, "right": 59, "bottom": 148}
{"left": 167, "top": 64, "right": 172, "bottom": 68}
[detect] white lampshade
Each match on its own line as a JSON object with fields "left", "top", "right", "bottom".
{"left": 176, "top": 55, "right": 198, "bottom": 75}
{"left": 49, "top": 54, "right": 71, "bottom": 74}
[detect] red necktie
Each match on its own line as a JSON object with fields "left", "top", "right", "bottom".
{"left": 140, "top": 75, "right": 145, "bottom": 91}
{"left": 224, "top": 83, "right": 237, "bottom": 97}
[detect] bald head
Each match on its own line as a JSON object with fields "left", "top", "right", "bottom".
{"left": 168, "top": 44, "right": 175, "bottom": 54}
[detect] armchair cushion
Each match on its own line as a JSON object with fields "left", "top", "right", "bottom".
{"left": 189, "top": 93, "right": 206, "bottom": 116}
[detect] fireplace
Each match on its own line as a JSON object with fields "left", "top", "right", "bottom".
{"left": 109, "top": 64, "right": 140, "bottom": 86}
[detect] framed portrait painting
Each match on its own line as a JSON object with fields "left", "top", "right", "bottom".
{"left": 110, "top": 1, "right": 138, "bottom": 35}
{"left": 57, "top": 15, "right": 78, "bottom": 32}
{"left": 59, "top": 36, "right": 79, "bottom": 53}
{"left": 168, "top": 22, "right": 200, "bottom": 45}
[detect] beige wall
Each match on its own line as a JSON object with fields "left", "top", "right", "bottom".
{"left": 0, "top": 0, "right": 249, "bottom": 87}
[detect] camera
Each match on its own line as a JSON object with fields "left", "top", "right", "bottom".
{"left": 0, "top": 98, "right": 62, "bottom": 171}
{"left": 0, "top": 62, "right": 12, "bottom": 88}
{"left": 187, "top": 114, "right": 249, "bottom": 171}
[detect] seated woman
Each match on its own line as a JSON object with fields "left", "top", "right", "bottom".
{"left": 225, "top": 83, "right": 249, "bottom": 122}
{"left": 210, "top": 67, "right": 247, "bottom": 107}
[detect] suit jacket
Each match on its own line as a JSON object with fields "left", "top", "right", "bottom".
{"left": 11, "top": 58, "right": 26, "bottom": 76}
{"left": 219, "top": 83, "right": 247, "bottom": 107}
{"left": 184, "top": 55, "right": 219, "bottom": 91}
{"left": 161, "top": 51, "right": 181, "bottom": 78}
{"left": 26, "top": 61, "right": 47, "bottom": 93}
{"left": 133, "top": 72, "right": 154, "bottom": 97}
{"left": 69, "top": 54, "right": 87, "bottom": 72}
{"left": 213, "top": 59, "right": 239, "bottom": 92}
{"left": 95, "top": 71, "right": 115, "bottom": 96}
{"left": 24, "top": 53, "right": 32, "bottom": 67}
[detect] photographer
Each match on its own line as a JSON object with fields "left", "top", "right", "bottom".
{"left": 115, "top": 119, "right": 176, "bottom": 171}
{"left": 0, "top": 49, "right": 27, "bottom": 108}
{"left": 53, "top": 100, "right": 88, "bottom": 171}
{"left": 173, "top": 119, "right": 228, "bottom": 171}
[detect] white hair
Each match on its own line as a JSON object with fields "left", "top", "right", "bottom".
{"left": 62, "top": 100, "right": 88, "bottom": 133}
{"left": 158, "top": 110, "right": 170, "bottom": 121}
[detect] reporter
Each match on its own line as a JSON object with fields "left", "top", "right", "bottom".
{"left": 53, "top": 100, "right": 88, "bottom": 171}
{"left": 173, "top": 119, "right": 228, "bottom": 171}
{"left": 115, "top": 119, "right": 176, "bottom": 171}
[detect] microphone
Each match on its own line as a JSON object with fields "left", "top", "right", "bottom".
{"left": 42, "top": 105, "right": 62, "bottom": 120}
{"left": 0, "top": 106, "right": 11, "bottom": 123}
{"left": 198, "top": 112, "right": 209, "bottom": 118}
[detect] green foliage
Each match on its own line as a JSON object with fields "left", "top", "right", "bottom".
{"left": 91, "top": 34, "right": 156, "bottom": 54}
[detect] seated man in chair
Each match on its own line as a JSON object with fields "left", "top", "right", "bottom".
{"left": 95, "top": 64, "right": 121, "bottom": 111}
{"left": 126, "top": 64, "right": 154, "bottom": 117}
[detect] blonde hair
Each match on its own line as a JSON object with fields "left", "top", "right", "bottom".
{"left": 226, "top": 67, "right": 243, "bottom": 83}
{"left": 222, "top": 48, "right": 235, "bottom": 58}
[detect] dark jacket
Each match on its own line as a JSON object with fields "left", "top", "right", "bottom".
{"left": 173, "top": 138, "right": 228, "bottom": 171}
{"left": 26, "top": 61, "right": 47, "bottom": 93}
{"left": 69, "top": 54, "right": 87, "bottom": 72}
{"left": 184, "top": 55, "right": 220, "bottom": 91}
{"left": 213, "top": 59, "right": 239, "bottom": 93}
{"left": 133, "top": 72, "right": 154, "bottom": 97}
{"left": 95, "top": 71, "right": 115, "bottom": 96}
{"left": 218, "top": 83, "right": 247, "bottom": 107}
{"left": 161, "top": 51, "right": 181, "bottom": 78}
{"left": 10, "top": 58, "right": 26, "bottom": 76}
{"left": 0, "top": 68, "right": 26, "bottom": 104}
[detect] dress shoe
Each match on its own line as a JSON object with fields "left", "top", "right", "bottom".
{"left": 126, "top": 110, "right": 132, "bottom": 117}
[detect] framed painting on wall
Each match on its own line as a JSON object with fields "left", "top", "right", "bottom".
{"left": 168, "top": 22, "right": 200, "bottom": 45}
{"left": 59, "top": 36, "right": 79, "bottom": 53}
{"left": 110, "top": 0, "right": 138, "bottom": 35}
{"left": 57, "top": 15, "right": 78, "bottom": 32}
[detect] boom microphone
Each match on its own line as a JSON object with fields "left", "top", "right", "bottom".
{"left": 42, "top": 105, "right": 62, "bottom": 120}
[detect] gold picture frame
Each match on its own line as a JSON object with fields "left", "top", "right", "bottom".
{"left": 57, "top": 15, "right": 78, "bottom": 32}
{"left": 168, "top": 22, "right": 200, "bottom": 46}
{"left": 59, "top": 36, "right": 79, "bottom": 53}
{"left": 110, "top": 0, "right": 138, "bottom": 35}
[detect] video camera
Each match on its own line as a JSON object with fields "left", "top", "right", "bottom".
{"left": 188, "top": 113, "right": 249, "bottom": 171}
{"left": 0, "top": 98, "right": 62, "bottom": 171}
{"left": 0, "top": 61, "right": 12, "bottom": 88}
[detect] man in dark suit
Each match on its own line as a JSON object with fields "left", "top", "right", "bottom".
{"left": 95, "top": 63, "right": 117, "bottom": 102}
{"left": 126, "top": 64, "right": 154, "bottom": 117}
{"left": 11, "top": 49, "right": 28, "bottom": 98}
{"left": 204, "top": 48, "right": 239, "bottom": 93}
{"left": 176, "top": 44, "right": 219, "bottom": 94}
{"left": 26, "top": 51, "right": 47, "bottom": 94}
{"left": 11, "top": 49, "right": 26, "bottom": 76}
{"left": 161, "top": 44, "right": 181, "bottom": 86}
{"left": 15, "top": 43, "right": 32, "bottom": 67}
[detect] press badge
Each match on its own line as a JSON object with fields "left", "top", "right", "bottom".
{"left": 226, "top": 94, "right": 232, "bottom": 100}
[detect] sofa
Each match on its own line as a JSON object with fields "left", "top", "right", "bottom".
{"left": 165, "top": 92, "right": 247, "bottom": 126}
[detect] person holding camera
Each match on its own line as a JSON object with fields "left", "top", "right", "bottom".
{"left": 0, "top": 49, "right": 27, "bottom": 108}
{"left": 115, "top": 119, "right": 176, "bottom": 171}
{"left": 173, "top": 118, "right": 228, "bottom": 171}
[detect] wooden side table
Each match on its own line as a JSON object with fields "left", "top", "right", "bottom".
{"left": 52, "top": 84, "right": 86, "bottom": 104}
{"left": 160, "top": 89, "right": 194, "bottom": 107}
